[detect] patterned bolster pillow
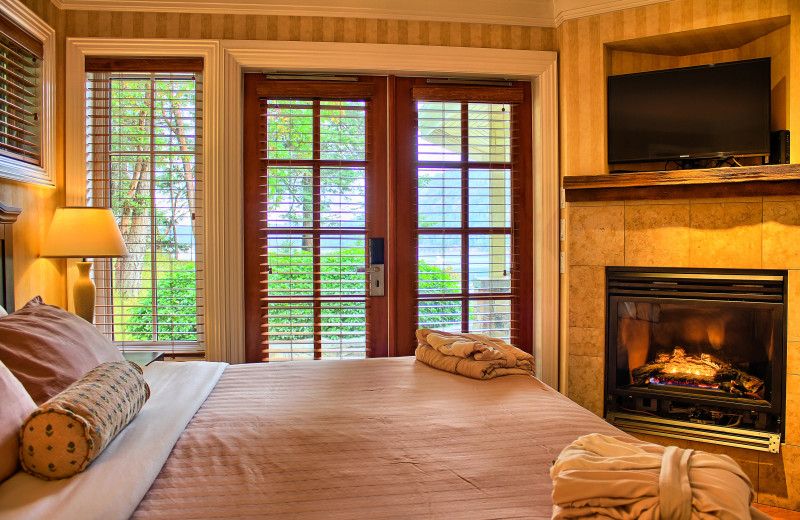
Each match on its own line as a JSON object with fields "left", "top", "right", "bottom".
{"left": 19, "top": 360, "right": 150, "bottom": 480}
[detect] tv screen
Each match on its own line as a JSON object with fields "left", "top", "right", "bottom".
{"left": 607, "top": 58, "right": 771, "bottom": 164}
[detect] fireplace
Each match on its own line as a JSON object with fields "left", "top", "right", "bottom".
{"left": 604, "top": 267, "right": 786, "bottom": 452}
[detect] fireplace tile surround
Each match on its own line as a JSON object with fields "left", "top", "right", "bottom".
{"left": 565, "top": 196, "right": 800, "bottom": 508}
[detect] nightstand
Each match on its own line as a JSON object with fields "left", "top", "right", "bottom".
{"left": 122, "top": 351, "right": 165, "bottom": 367}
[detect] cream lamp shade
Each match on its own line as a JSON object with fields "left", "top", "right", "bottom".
{"left": 41, "top": 207, "right": 129, "bottom": 323}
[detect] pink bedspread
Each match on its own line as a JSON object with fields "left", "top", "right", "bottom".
{"left": 132, "top": 357, "right": 624, "bottom": 519}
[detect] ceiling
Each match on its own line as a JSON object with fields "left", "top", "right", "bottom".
{"left": 48, "top": 0, "right": 671, "bottom": 27}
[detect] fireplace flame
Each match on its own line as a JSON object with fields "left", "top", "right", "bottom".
{"left": 632, "top": 347, "right": 765, "bottom": 398}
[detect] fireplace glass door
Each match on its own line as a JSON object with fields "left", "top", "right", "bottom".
{"left": 610, "top": 297, "right": 782, "bottom": 411}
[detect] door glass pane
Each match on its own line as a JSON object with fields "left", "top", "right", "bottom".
{"left": 266, "top": 235, "right": 313, "bottom": 297}
{"left": 468, "top": 234, "right": 511, "bottom": 294}
{"left": 468, "top": 169, "right": 510, "bottom": 227}
{"left": 468, "top": 299, "right": 511, "bottom": 340}
{"left": 320, "top": 167, "right": 366, "bottom": 228}
{"left": 266, "top": 167, "right": 313, "bottom": 228}
{"left": 320, "top": 101, "right": 366, "bottom": 160}
{"left": 467, "top": 103, "right": 511, "bottom": 163}
{"left": 418, "top": 235, "right": 462, "bottom": 295}
{"left": 265, "top": 100, "right": 313, "bottom": 160}
{"left": 264, "top": 301, "right": 314, "bottom": 360}
{"left": 416, "top": 101, "right": 461, "bottom": 161}
{"left": 417, "top": 168, "right": 460, "bottom": 228}
{"left": 419, "top": 300, "right": 462, "bottom": 332}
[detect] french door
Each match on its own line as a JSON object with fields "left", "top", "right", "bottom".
{"left": 244, "top": 74, "right": 532, "bottom": 362}
{"left": 243, "top": 75, "right": 388, "bottom": 362}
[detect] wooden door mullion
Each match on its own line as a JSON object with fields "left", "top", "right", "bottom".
{"left": 312, "top": 99, "right": 322, "bottom": 360}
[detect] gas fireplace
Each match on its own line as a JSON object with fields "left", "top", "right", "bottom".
{"left": 604, "top": 267, "right": 786, "bottom": 452}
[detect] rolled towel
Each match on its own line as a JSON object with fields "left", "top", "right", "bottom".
{"left": 550, "top": 434, "right": 773, "bottom": 520}
{"left": 414, "top": 328, "right": 535, "bottom": 379}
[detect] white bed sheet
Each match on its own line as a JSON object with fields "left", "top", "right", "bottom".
{"left": 0, "top": 361, "right": 226, "bottom": 520}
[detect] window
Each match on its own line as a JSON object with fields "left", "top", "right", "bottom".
{"left": 85, "top": 57, "right": 204, "bottom": 356}
{"left": 243, "top": 76, "right": 388, "bottom": 362}
{"left": 394, "top": 78, "right": 533, "bottom": 353}
{"left": 0, "top": 13, "right": 42, "bottom": 167}
{"left": 243, "top": 75, "right": 532, "bottom": 361}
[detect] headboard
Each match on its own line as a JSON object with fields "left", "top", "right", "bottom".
{"left": 0, "top": 201, "right": 21, "bottom": 312}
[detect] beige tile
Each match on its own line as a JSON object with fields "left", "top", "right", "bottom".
{"left": 785, "top": 374, "right": 800, "bottom": 446}
{"left": 758, "top": 444, "right": 800, "bottom": 509}
{"left": 568, "top": 326, "right": 604, "bottom": 357}
{"left": 567, "top": 206, "right": 624, "bottom": 266}
{"left": 764, "top": 201, "right": 800, "bottom": 269}
{"left": 788, "top": 342, "right": 800, "bottom": 376}
{"left": 566, "top": 354, "right": 604, "bottom": 417}
{"left": 691, "top": 196, "right": 763, "bottom": 204}
{"left": 689, "top": 202, "right": 763, "bottom": 269}
{"left": 789, "top": 271, "right": 800, "bottom": 342}
{"left": 568, "top": 265, "right": 605, "bottom": 328}
{"left": 624, "top": 204, "right": 691, "bottom": 267}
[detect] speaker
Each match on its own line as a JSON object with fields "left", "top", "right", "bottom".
{"left": 770, "top": 130, "right": 790, "bottom": 164}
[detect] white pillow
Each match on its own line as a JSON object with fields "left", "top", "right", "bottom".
{"left": 0, "top": 305, "right": 6, "bottom": 317}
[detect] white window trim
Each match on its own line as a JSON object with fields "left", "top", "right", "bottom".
{"left": 0, "top": 0, "right": 55, "bottom": 187}
{"left": 65, "top": 38, "right": 219, "bottom": 353}
{"left": 65, "top": 38, "right": 559, "bottom": 388}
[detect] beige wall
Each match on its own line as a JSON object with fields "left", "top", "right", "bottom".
{"left": 559, "top": 0, "right": 800, "bottom": 509}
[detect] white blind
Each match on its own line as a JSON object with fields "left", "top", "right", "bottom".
{"left": 0, "top": 14, "right": 42, "bottom": 166}
{"left": 411, "top": 85, "right": 525, "bottom": 345}
{"left": 85, "top": 59, "right": 204, "bottom": 356}
{"left": 254, "top": 80, "right": 374, "bottom": 361}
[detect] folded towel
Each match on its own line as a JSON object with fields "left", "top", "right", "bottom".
{"left": 414, "top": 328, "right": 535, "bottom": 380}
{"left": 550, "top": 433, "right": 773, "bottom": 520}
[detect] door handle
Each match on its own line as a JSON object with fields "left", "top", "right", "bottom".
{"left": 358, "top": 238, "right": 385, "bottom": 296}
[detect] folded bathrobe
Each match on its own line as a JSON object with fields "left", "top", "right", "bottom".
{"left": 550, "top": 434, "right": 772, "bottom": 520}
{"left": 414, "top": 328, "right": 535, "bottom": 379}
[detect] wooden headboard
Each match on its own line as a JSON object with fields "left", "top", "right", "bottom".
{"left": 0, "top": 201, "right": 21, "bottom": 312}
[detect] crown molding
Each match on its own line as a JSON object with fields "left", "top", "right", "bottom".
{"left": 50, "top": 0, "right": 556, "bottom": 27}
{"left": 554, "top": 0, "right": 670, "bottom": 26}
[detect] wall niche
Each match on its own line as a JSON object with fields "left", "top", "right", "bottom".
{"left": 602, "top": 15, "right": 790, "bottom": 176}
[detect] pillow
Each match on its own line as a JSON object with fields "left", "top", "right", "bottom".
{"left": 0, "top": 360, "right": 36, "bottom": 482}
{"left": 0, "top": 296, "right": 124, "bottom": 404}
{"left": 0, "top": 304, "right": 7, "bottom": 317}
{"left": 19, "top": 360, "right": 150, "bottom": 480}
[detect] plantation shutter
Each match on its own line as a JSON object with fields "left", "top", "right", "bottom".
{"left": 0, "top": 13, "right": 42, "bottom": 166}
{"left": 394, "top": 78, "right": 533, "bottom": 354}
{"left": 85, "top": 57, "right": 204, "bottom": 357}
{"left": 243, "top": 76, "right": 387, "bottom": 362}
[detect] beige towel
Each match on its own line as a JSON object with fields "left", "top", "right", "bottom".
{"left": 414, "top": 328, "right": 535, "bottom": 379}
{"left": 550, "top": 434, "right": 773, "bottom": 520}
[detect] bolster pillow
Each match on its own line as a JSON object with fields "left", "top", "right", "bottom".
{"left": 19, "top": 360, "right": 150, "bottom": 480}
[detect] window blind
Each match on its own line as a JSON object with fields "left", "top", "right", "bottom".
{"left": 0, "top": 13, "right": 42, "bottom": 166}
{"left": 243, "top": 76, "right": 383, "bottom": 362}
{"left": 395, "top": 79, "right": 533, "bottom": 352}
{"left": 85, "top": 57, "right": 204, "bottom": 356}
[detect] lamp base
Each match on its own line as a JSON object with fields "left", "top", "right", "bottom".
{"left": 73, "top": 261, "right": 96, "bottom": 323}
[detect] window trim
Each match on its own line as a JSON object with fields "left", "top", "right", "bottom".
{"left": 0, "top": 0, "right": 54, "bottom": 186}
{"left": 65, "top": 39, "right": 219, "bottom": 356}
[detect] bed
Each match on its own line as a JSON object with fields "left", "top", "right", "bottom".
{"left": 0, "top": 202, "right": 760, "bottom": 520}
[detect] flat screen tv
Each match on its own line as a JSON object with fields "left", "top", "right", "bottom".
{"left": 607, "top": 58, "right": 771, "bottom": 164}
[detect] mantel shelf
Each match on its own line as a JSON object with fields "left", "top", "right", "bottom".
{"left": 563, "top": 164, "right": 800, "bottom": 202}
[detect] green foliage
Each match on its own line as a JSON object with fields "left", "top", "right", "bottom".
{"left": 124, "top": 263, "right": 197, "bottom": 341}
{"left": 265, "top": 246, "right": 460, "bottom": 342}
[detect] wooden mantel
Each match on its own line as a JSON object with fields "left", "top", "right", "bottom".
{"left": 563, "top": 164, "right": 800, "bottom": 202}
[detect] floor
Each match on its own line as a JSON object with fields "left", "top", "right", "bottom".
{"left": 755, "top": 504, "right": 800, "bottom": 519}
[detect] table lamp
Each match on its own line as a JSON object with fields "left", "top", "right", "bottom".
{"left": 41, "top": 207, "right": 129, "bottom": 323}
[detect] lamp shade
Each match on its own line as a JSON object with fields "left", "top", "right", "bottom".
{"left": 41, "top": 207, "right": 129, "bottom": 258}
